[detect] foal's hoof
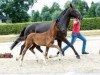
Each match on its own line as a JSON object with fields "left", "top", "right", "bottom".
{"left": 16, "top": 58, "right": 19, "bottom": 61}
{"left": 59, "top": 59, "right": 61, "bottom": 61}
{"left": 36, "top": 60, "right": 39, "bottom": 63}
{"left": 76, "top": 55, "right": 80, "bottom": 59}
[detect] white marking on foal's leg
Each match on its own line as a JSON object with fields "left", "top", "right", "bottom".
{"left": 20, "top": 60, "right": 23, "bottom": 67}
{"left": 58, "top": 52, "right": 63, "bottom": 61}
{"left": 19, "top": 55, "right": 23, "bottom": 67}
{"left": 42, "top": 53, "right": 47, "bottom": 65}
{"left": 34, "top": 53, "right": 39, "bottom": 63}
{"left": 16, "top": 55, "right": 22, "bottom": 61}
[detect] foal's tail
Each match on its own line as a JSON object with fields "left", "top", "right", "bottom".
{"left": 10, "top": 27, "right": 26, "bottom": 50}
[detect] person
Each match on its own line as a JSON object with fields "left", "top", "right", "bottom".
{"left": 62, "top": 17, "right": 89, "bottom": 55}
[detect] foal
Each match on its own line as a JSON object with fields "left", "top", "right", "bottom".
{"left": 20, "top": 20, "right": 62, "bottom": 65}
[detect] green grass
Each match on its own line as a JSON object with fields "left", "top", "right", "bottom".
{"left": 0, "top": 30, "right": 100, "bottom": 42}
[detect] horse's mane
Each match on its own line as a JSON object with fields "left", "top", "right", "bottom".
{"left": 56, "top": 8, "right": 68, "bottom": 20}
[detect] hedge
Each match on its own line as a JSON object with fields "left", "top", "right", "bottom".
{"left": 0, "top": 18, "right": 100, "bottom": 35}
{"left": 68, "top": 17, "right": 100, "bottom": 30}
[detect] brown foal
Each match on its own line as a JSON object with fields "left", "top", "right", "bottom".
{"left": 20, "top": 20, "right": 62, "bottom": 65}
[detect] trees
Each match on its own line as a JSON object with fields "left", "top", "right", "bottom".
{"left": 50, "top": 2, "right": 61, "bottom": 14}
{"left": 72, "top": 0, "right": 89, "bottom": 16}
{"left": 51, "top": 10, "right": 61, "bottom": 20}
{"left": 41, "top": 5, "right": 51, "bottom": 21}
{"left": 84, "top": 2, "right": 99, "bottom": 18}
{"left": 95, "top": 3, "right": 100, "bottom": 17}
{"left": 40, "top": 2, "right": 61, "bottom": 21}
{"left": 31, "top": 10, "right": 41, "bottom": 22}
{"left": 0, "top": 0, "right": 37, "bottom": 23}
{"left": 64, "top": 1, "right": 71, "bottom": 8}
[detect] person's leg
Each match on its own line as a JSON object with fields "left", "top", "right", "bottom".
{"left": 62, "top": 33, "right": 77, "bottom": 55}
{"left": 77, "top": 33, "right": 89, "bottom": 54}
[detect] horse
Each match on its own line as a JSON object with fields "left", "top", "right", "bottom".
{"left": 11, "top": 4, "right": 82, "bottom": 59}
{"left": 19, "top": 20, "right": 63, "bottom": 65}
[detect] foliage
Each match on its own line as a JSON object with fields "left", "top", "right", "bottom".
{"left": 64, "top": 1, "right": 71, "bottom": 8}
{"left": 31, "top": 2, "right": 62, "bottom": 22}
{"left": 31, "top": 10, "right": 42, "bottom": 22}
{"left": 0, "top": 18, "right": 100, "bottom": 35}
{"left": 40, "top": 5, "right": 51, "bottom": 21}
{"left": 0, "top": 0, "right": 37, "bottom": 23}
{"left": 95, "top": 4, "right": 100, "bottom": 17}
{"left": 84, "top": 2, "right": 97, "bottom": 18}
{"left": 72, "top": 0, "right": 89, "bottom": 16}
{"left": 51, "top": 10, "right": 61, "bottom": 20}
{"left": 68, "top": 17, "right": 100, "bottom": 30}
{"left": 50, "top": 2, "right": 61, "bottom": 14}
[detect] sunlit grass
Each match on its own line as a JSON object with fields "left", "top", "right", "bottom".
{"left": 0, "top": 30, "right": 100, "bottom": 42}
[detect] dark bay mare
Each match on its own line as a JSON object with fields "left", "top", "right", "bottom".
{"left": 19, "top": 20, "right": 63, "bottom": 65}
{"left": 11, "top": 4, "right": 82, "bottom": 59}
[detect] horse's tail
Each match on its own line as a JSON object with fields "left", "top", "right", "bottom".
{"left": 10, "top": 27, "right": 26, "bottom": 50}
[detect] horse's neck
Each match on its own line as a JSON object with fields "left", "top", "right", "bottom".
{"left": 64, "top": 12, "right": 71, "bottom": 27}
{"left": 66, "top": 17, "right": 70, "bottom": 28}
{"left": 58, "top": 12, "right": 71, "bottom": 29}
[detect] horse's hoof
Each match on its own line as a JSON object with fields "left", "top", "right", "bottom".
{"left": 36, "top": 60, "right": 38, "bottom": 63}
{"left": 20, "top": 64, "right": 23, "bottom": 67}
{"left": 49, "top": 55, "right": 53, "bottom": 58}
{"left": 59, "top": 59, "right": 61, "bottom": 61}
{"left": 76, "top": 55, "right": 80, "bottom": 59}
{"left": 45, "top": 56, "right": 48, "bottom": 59}
{"left": 16, "top": 58, "right": 18, "bottom": 61}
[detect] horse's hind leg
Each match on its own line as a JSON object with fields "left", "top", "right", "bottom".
{"left": 16, "top": 44, "right": 25, "bottom": 61}
{"left": 62, "top": 37, "right": 80, "bottom": 59}
{"left": 36, "top": 46, "right": 43, "bottom": 53}
{"left": 29, "top": 45, "right": 43, "bottom": 54}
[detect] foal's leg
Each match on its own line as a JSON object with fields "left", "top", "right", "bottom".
{"left": 16, "top": 44, "right": 25, "bottom": 61}
{"left": 20, "top": 47, "right": 28, "bottom": 66}
{"left": 29, "top": 46, "right": 39, "bottom": 62}
{"left": 45, "top": 47, "right": 49, "bottom": 59}
{"left": 20, "top": 44, "right": 25, "bottom": 55}
{"left": 20, "top": 40, "right": 33, "bottom": 66}
{"left": 30, "top": 45, "right": 47, "bottom": 65}
{"left": 62, "top": 37, "right": 80, "bottom": 59}
{"left": 49, "top": 44, "right": 62, "bottom": 60}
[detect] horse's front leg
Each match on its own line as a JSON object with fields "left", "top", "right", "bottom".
{"left": 57, "top": 39, "right": 62, "bottom": 55}
{"left": 62, "top": 37, "right": 80, "bottom": 59}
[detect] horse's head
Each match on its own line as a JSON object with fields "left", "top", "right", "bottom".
{"left": 68, "top": 4, "right": 83, "bottom": 20}
{"left": 55, "top": 4, "right": 82, "bottom": 36}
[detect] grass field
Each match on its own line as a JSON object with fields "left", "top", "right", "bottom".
{"left": 0, "top": 30, "right": 100, "bottom": 42}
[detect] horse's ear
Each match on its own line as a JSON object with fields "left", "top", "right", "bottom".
{"left": 70, "top": 3, "right": 73, "bottom": 8}
{"left": 55, "top": 19, "right": 59, "bottom": 23}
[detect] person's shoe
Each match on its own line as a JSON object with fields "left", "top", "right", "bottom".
{"left": 82, "top": 52, "right": 89, "bottom": 54}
